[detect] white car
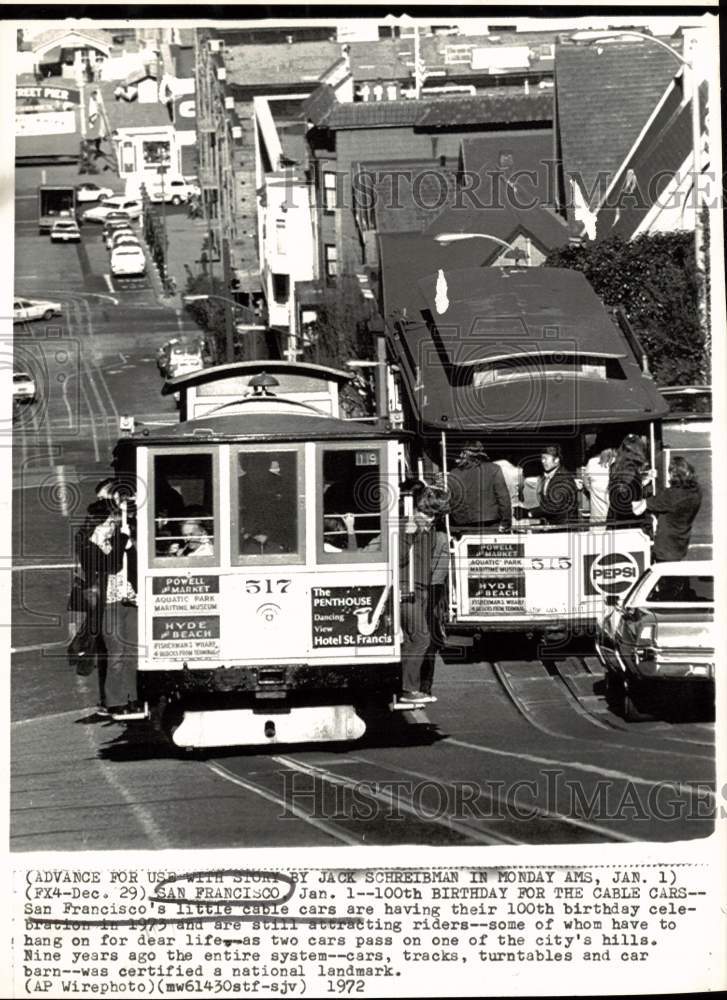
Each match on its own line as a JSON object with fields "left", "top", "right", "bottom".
{"left": 13, "top": 297, "right": 62, "bottom": 323}
{"left": 13, "top": 372, "right": 37, "bottom": 403}
{"left": 76, "top": 182, "right": 115, "bottom": 203}
{"left": 50, "top": 219, "right": 81, "bottom": 243}
{"left": 596, "top": 560, "right": 714, "bottom": 720}
{"left": 110, "top": 245, "right": 146, "bottom": 277}
{"left": 84, "top": 196, "right": 142, "bottom": 223}
{"left": 109, "top": 233, "right": 141, "bottom": 253}
{"left": 104, "top": 226, "right": 139, "bottom": 250}
{"left": 147, "top": 177, "right": 200, "bottom": 205}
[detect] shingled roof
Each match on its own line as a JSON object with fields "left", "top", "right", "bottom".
{"left": 316, "top": 90, "right": 553, "bottom": 131}
{"left": 555, "top": 36, "right": 683, "bottom": 210}
{"left": 596, "top": 76, "right": 708, "bottom": 241}
{"left": 417, "top": 92, "right": 553, "bottom": 128}
{"left": 460, "top": 131, "right": 556, "bottom": 205}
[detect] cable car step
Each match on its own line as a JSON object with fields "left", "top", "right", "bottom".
{"left": 171, "top": 704, "right": 366, "bottom": 748}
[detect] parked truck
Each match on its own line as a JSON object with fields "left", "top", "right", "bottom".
{"left": 38, "top": 185, "right": 77, "bottom": 234}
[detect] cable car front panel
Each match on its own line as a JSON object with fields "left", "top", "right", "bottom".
{"left": 133, "top": 437, "right": 401, "bottom": 748}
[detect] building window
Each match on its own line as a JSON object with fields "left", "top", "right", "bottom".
{"left": 324, "top": 244, "right": 338, "bottom": 280}
{"left": 275, "top": 218, "right": 286, "bottom": 255}
{"left": 142, "top": 139, "right": 171, "bottom": 167}
{"left": 323, "top": 171, "right": 337, "bottom": 212}
{"left": 272, "top": 273, "right": 289, "bottom": 303}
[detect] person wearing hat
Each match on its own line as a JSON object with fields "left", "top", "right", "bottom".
{"left": 399, "top": 484, "right": 451, "bottom": 705}
{"left": 522, "top": 444, "right": 580, "bottom": 525}
{"left": 448, "top": 441, "right": 512, "bottom": 532}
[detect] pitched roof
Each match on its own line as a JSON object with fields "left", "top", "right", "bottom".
{"left": 460, "top": 130, "right": 556, "bottom": 204}
{"left": 326, "top": 99, "right": 423, "bottom": 129}
{"left": 596, "top": 77, "right": 708, "bottom": 240}
{"left": 555, "top": 36, "right": 683, "bottom": 210}
{"left": 320, "top": 91, "right": 552, "bottom": 131}
{"left": 302, "top": 84, "right": 338, "bottom": 126}
{"left": 31, "top": 27, "right": 112, "bottom": 54}
{"left": 356, "top": 160, "right": 460, "bottom": 234}
{"left": 92, "top": 82, "right": 171, "bottom": 133}
{"left": 416, "top": 92, "right": 552, "bottom": 128}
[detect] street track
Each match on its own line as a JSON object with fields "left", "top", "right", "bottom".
{"left": 492, "top": 657, "right": 715, "bottom": 758}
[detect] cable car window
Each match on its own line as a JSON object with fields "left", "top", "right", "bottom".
{"left": 234, "top": 448, "right": 301, "bottom": 561}
{"left": 153, "top": 453, "right": 216, "bottom": 560}
{"left": 321, "top": 447, "right": 385, "bottom": 560}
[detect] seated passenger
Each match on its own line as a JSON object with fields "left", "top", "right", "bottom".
{"left": 239, "top": 531, "right": 286, "bottom": 556}
{"left": 169, "top": 513, "right": 214, "bottom": 557}
{"left": 323, "top": 513, "right": 358, "bottom": 552}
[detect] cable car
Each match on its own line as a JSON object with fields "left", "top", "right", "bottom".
{"left": 113, "top": 362, "right": 407, "bottom": 749}
{"left": 377, "top": 245, "right": 670, "bottom": 638}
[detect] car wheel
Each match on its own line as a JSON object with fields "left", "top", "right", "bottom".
{"left": 43, "top": 309, "right": 55, "bottom": 320}
{"left": 171, "top": 195, "right": 182, "bottom": 206}
{"left": 98, "top": 193, "right": 107, "bottom": 202}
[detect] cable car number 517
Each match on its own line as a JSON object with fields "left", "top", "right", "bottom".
{"left": 245, "top": 579, "right": 292, "bottom": 594}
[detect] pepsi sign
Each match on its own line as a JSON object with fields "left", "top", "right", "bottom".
{"left": 583, "top": 551, "right": 645, "bottom": 597}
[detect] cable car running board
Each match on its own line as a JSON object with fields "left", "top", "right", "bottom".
{"left": 171, "top": 704, "right": 366, "bottom": 748}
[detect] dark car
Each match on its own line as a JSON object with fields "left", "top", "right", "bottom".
{"left": 596, "top": 560, "right": 714, "bottom": 720}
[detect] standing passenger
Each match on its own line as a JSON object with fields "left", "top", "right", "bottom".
{"left": 583, "top": 446, "right": 616, "bottom": 525}
{"left": 632, "top": 457, "right": 701, "bottom": 562}
{"left": 399, "top": 485, "right": 450, "bottom": 705}
{"left": 448, "top": 441, "right": 511, "bottom": 531}
{"left": 607, "top": 434, "right": 650, "bottom": 524}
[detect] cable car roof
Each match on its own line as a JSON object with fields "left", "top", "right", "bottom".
{"left": 382, "top": 264, "right": 668, "bottom": 431}
{"left": 117, "top": 408, "right": 407, "bottom": 447}
{"left": 162, "top": 359, "right": 354, "bottom": 395}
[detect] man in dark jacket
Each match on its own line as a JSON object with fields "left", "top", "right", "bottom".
{"left": 399, "top": 485, "right": 450, "bottom": 705}
{"left": 525, "top": 445, "right": 580, "bottom": 525}
{"left": 448, "top": 441, "right": 512, "bottom": 531}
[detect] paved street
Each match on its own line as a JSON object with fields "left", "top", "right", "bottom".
{"left": 11, "top": 162, "right": 716, "bottom": 853}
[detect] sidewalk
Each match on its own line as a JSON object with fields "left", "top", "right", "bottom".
{"left": 145, "top": 204, "right": 209, "bottom": 313}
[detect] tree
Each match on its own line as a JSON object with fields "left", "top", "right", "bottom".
{"left": 301, "top": 276, "right": 376, "bottom": 369}
{"left": 544, "top": 232, "right": 707, "bottom": 386}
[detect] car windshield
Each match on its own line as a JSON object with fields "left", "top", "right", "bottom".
{"left": 13, "top": 374, "right": 31, "bottom": 383}
{"left": 114, "top": 248, "right": 142, "bottom": 256}
{"left": 646, "top": 575, "right": 714, "bottom": 603}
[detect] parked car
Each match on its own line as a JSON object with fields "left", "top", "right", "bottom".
{"left": 109, "top": 232, "right": 141, "bottom": 253}
{"left": 50, "top": 219, "right": 81, "bottom": 243}
{"left": 145, "top": 175, "right": 200, "bottom": 205}
{"left": 75, "top": 182, "right": 115, "bottom": 203}
{"left": 660, "top": 385, "right": 711, "bottom": 429}
{"left": 84, "top": 196, "right": 142, "bottom": 223}
{"left": 110, "top": 244, "right": 146, "bottom": 278}
{"left": 13, "top": 371, "right": 37, "bottom": 404}
{"left": 596, "top": 560, "right": 714, "bottom": 720}
{"left": 13, "top": 297, "right": 62, "bottom": 323}
{"left": 105, "top": 225, "right": 136, "bottom": 248}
